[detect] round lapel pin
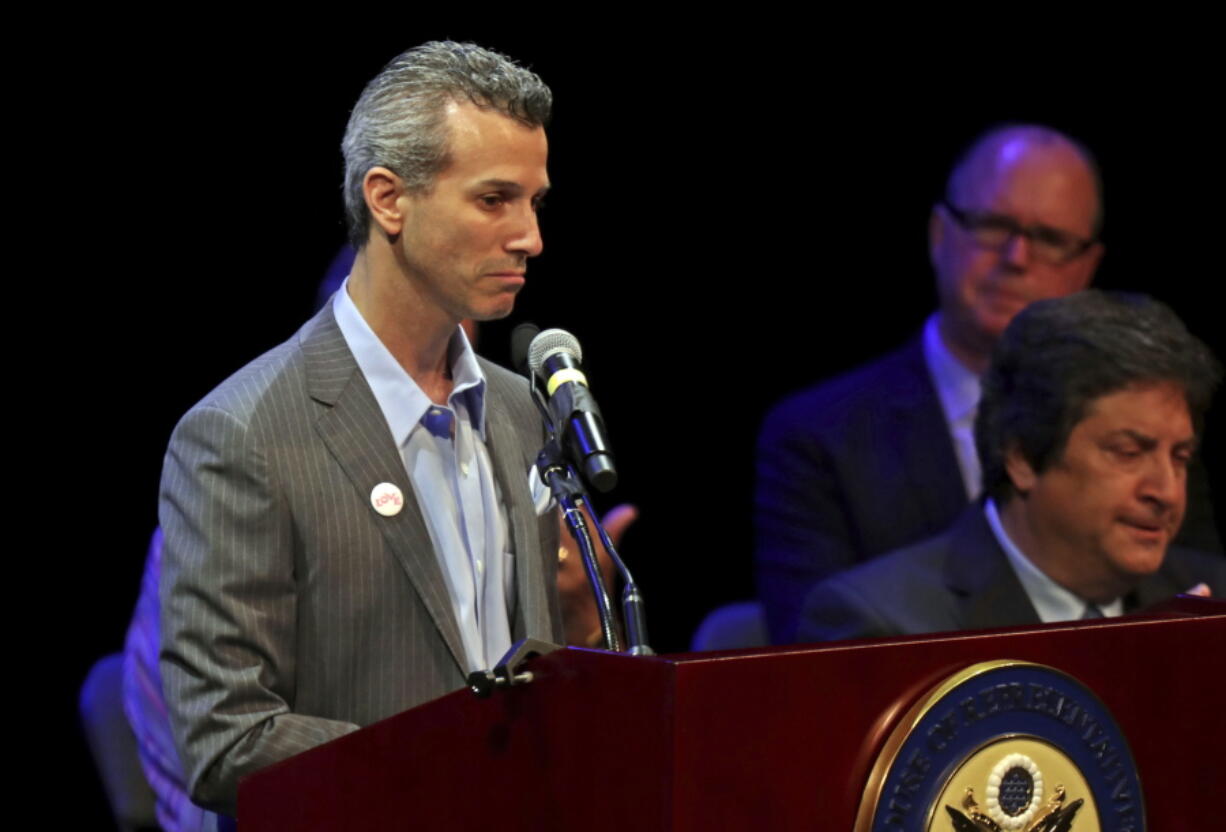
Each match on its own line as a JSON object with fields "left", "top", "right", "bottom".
{"left": 370, "top": 482, "right": 404, "bottom": 517}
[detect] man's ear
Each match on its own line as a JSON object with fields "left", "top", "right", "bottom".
{"left": 1004, "top": 443, "right": 1038, "bottom": 496}
{"left": 364, "top": 166, "right": 407, "bottom": 239}
{"left": 928, "top": 204, "right": 946, "bottom": 264}
{"left": 1075, "top": 241, "right": 1105, "bottom": 289}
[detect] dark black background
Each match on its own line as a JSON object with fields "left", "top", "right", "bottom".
{"left": 51, "top": 30, "right": 1220, "bottom": 826}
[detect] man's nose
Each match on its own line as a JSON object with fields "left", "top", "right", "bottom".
{"left": 1140, "top": 455, "right": 1184, "bottom": 511}
{"left": 507, "top": 205, "right": 544, "bottom": 258}
{"left": 1000, "top": 231, "right": 1033, "bottom": 270}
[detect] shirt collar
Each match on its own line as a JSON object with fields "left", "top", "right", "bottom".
{"left": 923, "top": 313, "right": 981, "bottom": 424}
{"left": 983, "top": 498, "right": 1123, "bottom": 622}
{"left": 331, "top": 278, "right": 487, "bottom": 447}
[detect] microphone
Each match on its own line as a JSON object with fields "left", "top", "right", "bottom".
{"left": 511, "top": 322, "right": 539, "bottom": 376}
{"left": 527, "top": 328, "right": 618, "bottom": 493}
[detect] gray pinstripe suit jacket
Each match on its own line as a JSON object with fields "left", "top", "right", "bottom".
{"left": 158, "top": 305, "right": 562, "bottom": 816}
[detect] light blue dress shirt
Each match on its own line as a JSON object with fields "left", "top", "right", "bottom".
{"left": 984, "top": 498, "right": 1123, "bottom": 621}
{"left": 923, "top": 313, "right": 983, "bottom": 500}
{"left": 333, "top": 282, "right": 527, "bottom": 672}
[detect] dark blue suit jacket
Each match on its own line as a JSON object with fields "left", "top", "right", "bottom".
{"left": 755, "top": 334, "right": 1222, "bottom": 645}
{"left": 755, "top": 336, "right": 966, "bottom": 642}
{"left": 796, "top": 506, "right": 1226, "bottom": 643}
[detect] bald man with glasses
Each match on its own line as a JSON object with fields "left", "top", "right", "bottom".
{"left": 755, "top": 124, "right": 1222, "bottom": 644}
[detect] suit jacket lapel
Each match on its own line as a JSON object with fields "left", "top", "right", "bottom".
{"left": 299, "top": 307, "right": 469, "bottom": 675}
{"left": 481, "top": 363, "right": 554, "bottom": 644}
{"left": 884, "top": 337, "right": 969, "bottom": 537}
{"left": 942, "top": 507, "right": 1042, "bottom": 631}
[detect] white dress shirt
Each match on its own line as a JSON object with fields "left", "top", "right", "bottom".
{"left": 984, "top": 498, "right": 1123, "bottom": 621}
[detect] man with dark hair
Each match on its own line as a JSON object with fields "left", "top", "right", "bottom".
{"left": 158, "top": 42, "right": 559, "bottom": 819}
{"left": 754, "top": 124, "right": 1220, "bottom": 644}
{"left": 796, "top": 291, "right": 1225, "bottom": 642}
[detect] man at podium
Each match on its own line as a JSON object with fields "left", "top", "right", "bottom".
{"left": 798, "top": 291, "right": 1225, "bottom": 642}
{"left": 157, "top": 42, "right": 563, "bottom": 820}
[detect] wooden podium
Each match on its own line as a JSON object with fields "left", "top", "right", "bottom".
{"left": 240, "top": 597, "right": 1223, "bottom": 830}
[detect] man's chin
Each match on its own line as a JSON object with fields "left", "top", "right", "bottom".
{"left": 973, "top": 305, "right": 1023, "bottom": 343}
{"left": 469, "top": 296, "right": 518, "bottom": 323}
{"left": 1109, "top": 538, "right": 1169, "bottom": 580}
{"left": 472, "top": 306, "right": 515, "bottom": 323}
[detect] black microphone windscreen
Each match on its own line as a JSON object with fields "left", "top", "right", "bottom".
{"left": 511, "top": 323, "right": 540, "bottom": 375}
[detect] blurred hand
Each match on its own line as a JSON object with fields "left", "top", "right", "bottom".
{"left": 600, "top": 503, "right": 639, "bottom": 549}
{"left": 556, "top": 503, "right": 638, "bottom": 646}
{"left": 1184, "top": 582, "right": 1211, "bottom": 597}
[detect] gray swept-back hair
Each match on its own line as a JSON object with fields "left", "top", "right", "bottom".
{"left": 341, "top": 41, "right": 552, "bottom": 250}
{"left": 976, "top": 290, "right": 1221, "bottom": 502}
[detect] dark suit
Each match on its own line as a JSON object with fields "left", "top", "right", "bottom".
{"left": 755, "top": 336, "right": 966, "bottom": 643}
{"left": 159, "top": 305, "right": 561, "bottom": 815}
{"left": 755, "top": 333, "right": 1222, "bottom": 644}
{"left": 796, "top": 507, "right": 1226, "bottom": 643}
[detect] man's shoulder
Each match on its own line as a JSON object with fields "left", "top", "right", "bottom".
{"left": 797, "top": 513, "right": 993, "bottom": 642}
{"left": 817, "top": 507, "right": 1000, "bottom": 600}
{"left": 760, "top": 334, "right": 931, "bottom": 441}
{"left": 823, "top": 524, "right": 957, "bottom": 596}
{"left": 797, "top": 526, "right": 959, "bottom": 642}
{"left": 1162, "top": 545, "right": 1226, "bottom": 594}
{"left": 177, "top": 308, "right": 339, "bottom": 430}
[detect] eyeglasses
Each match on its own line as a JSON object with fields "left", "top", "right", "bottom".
{"left": 940, "top": 200, "right": 1097, "bottom": 266}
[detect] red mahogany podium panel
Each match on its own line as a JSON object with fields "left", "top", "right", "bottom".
{"left": 239, "top": 597, "right": 1223, "bottom": 830}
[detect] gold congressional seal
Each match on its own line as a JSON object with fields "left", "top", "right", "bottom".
{"left": 934, "top": 739, "right": 1097, "bottom": 831}
{"left": 855, "top": 661, "right": 1142, "bottom": 832}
